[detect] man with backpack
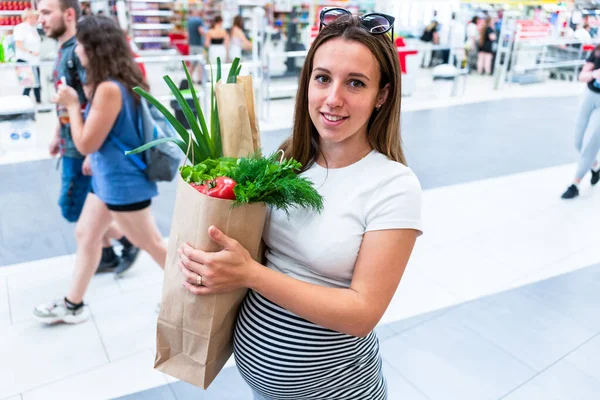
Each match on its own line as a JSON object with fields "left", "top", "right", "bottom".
{"left": 38, "top": 0, "right": 138, "bottom": 277}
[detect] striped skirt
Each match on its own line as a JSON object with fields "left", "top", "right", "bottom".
{"left": 233, "top": 290, "right": 387, "bottom": 400}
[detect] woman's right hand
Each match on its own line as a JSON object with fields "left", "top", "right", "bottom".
{"left": 52, "top": 84, "right": 79, "bottom": 108}
{"left": 82, "top": 156, "right": 92, "bottom": 176}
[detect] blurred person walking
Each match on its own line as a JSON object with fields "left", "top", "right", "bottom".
{"left": 466, "top": 16, "right": 480, "bottom": 70}
{"left": 33, "top": 15, "right": 168, "bottom": 324}
{"left": 477, "top": 17, "right": 496, "bottom": 75}
{"left": 205, "top": 15, "right": 229, "bottom": 65}
{"left": 573, "top": 23, "right": 592, "bottom": 45}
{"left": 445, "top": 12, "right": 466, "bottom": 68}
{"left": 561, "top": 44, "right": 600, "bottom": 199}
{"left": 420, "top": 20, "right": 439, "bottom": 68}
{"left": 187, "top": 8, "right": 206, "bottom": 83}
{"left": 229, "top": 15, "right": 252, "bottom": 61}
{"left": 38, "top": 0, "right": 137, "bottom": 276}
{"left": 14, "top": 9, "right": 42, "bottom": 105}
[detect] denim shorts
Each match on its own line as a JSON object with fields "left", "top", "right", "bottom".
{"left": 58, "top": 156, "right": 91, "bottom": 223}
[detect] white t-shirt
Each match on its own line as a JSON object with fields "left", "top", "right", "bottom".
{"left": 13, "top": 22, "right": 41, "bottom": 64}
{"left": 466, "top": 22, "right": 479, "bottom": 47}
{"left": 449, "top": 20, "right": 466, "bottom": 49}
{"left": 574, "top": 28, "right": 592, "bottom": 44}
{"left": 263, "top": 150, "right": 423, "bottom": 289}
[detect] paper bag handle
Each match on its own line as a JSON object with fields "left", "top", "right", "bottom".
{"left": 276, "top": 149, "right": 285, "bottom": 163}
{"left": 185, "top": 134, "right": 195, "bottom": 166}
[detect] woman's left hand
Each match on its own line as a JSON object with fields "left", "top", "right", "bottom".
{"left": 179, "top": 226, "right": 255, "bottom": 295}
{"left": 52, "top": 84, "right": 79, "bottom": 107}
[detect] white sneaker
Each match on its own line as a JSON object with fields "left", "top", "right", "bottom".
{"left": 33, "top": 299, "right": 90, "bottom": 325}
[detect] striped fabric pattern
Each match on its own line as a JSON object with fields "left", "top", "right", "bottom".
{"left": 233, "top": 290, "right": 387, "bottom": 400}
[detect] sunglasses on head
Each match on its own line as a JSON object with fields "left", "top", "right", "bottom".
{"left": 319, "top": 8, "right": 395, "bottom": 40}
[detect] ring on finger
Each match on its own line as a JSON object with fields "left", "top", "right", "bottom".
{"left": 196, "top": 274, "right": 203, "bottom": 286}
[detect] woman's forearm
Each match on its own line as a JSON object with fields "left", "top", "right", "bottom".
{"left": 247, "top": 261, "right": 374, "bottom": 337}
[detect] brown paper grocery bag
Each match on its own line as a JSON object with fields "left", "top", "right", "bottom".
{"left": 155, "top": 176, "right": 267, "bottom": 388}
{"left": 155, "top": 72, "right": 264, "bottom": 389}
{"left": 215, "top": 75, "right": 260, "bottom": 157}
{"left": 237, "top": 75, "right": 261, "bottom": 151}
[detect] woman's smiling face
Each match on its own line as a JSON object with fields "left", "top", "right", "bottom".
{"left": 308, "top": 37, "right": 388, "bottom": 146}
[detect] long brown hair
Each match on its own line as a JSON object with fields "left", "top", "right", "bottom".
{"left": 76, "top": 16, "right": 148, "bottom": 100}
{"left": 480, "top": 17, "right": 492, "bottom": 48}
{"left": 233, "top": 15, "right": 244, "bottom": 30}
{"left": 281, "top": 15, "right": 405, "bottom": 171}
{"left": 212, "top": 15, "right": 223, "bottom": 29}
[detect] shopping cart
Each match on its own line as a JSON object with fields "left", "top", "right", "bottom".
{"left": 544, "top": 44, "right": 590, "bottom": 81}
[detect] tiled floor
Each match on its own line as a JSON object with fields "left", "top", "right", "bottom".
{"left": 119, "top": 263, "right": 600, "bottom": 400}
{"left": 2, "top": 85, "right": 600, "bottom": 399}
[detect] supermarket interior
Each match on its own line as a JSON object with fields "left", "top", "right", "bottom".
{"left": 2, "top": 0, "right": 600, "bottom": 399}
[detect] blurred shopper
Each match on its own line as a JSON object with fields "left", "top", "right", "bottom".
{"left": 420, "top": 20, "right": 439, "bottom": 68}
{"left": 477, "top": 17, "right": 496, "bottom": 75}
{"left": 466, "top": 16, "right": 480, "bottom": 70}
{"left": 561, "top": 44, "right": 600, "bottom": 199}
{"left": 178, "top": 11, "right": 421, "bottom": 399}
{"left": 495, "top": 10, "right": 504, "bottom": 36}
{"left": 447, "top": 12, "right": 466, "bottom": 68}
{"left": 187, "top": 8, "right": 206, "bottom": 83}
{"left": 229, "top": 15, "right": 251, "bottom": 61}
{"left": 574, "top": 23, "right": 592, "bottom": 44}
{"left": 38, "top": 0, "right": 136, "bottom": 276}
{"left": 14, "top": 9, "right": 41, "bottom": 105}
{"left": 439, "top": 12, "right": 465, "bottom": 66}
{"left": 34, "top": 15, "right": 168, "bottom": 324}
{"left": 205, "top": 15, "right": 229, "bottom": 65}
{"left": 81, "top": 3, "right": 91, "bottom": 16}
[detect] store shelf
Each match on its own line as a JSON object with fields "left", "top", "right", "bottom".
{"left": 134, "top": 36, "right": 170, "bottom": 43}
{"left": 127, "top": 0, "right": 176, "bottom": 53}
{"left": 130, "top": 10, "right": 172, "bottom": 16}
{"left": 0, "top": 25, "right": 16, "bottom": 30}
{"left": 0, "top": 10, "right": 25, "bottom": 15}
{"left": 132, "top": 23, "right": 174, "bottom": 29}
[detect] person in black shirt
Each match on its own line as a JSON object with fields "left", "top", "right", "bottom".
{"left": 420, "top": 20, "right": 439, "bottom": 68}
{"left": 561, "top": 44, "right": 600, "bottom": 199}
{"left": 477, "top": 17, "right": 496, "bottom": 75}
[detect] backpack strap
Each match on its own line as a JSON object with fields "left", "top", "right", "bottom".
{"left": 108, "top": 135, "right": 147, "bottom": 171}
{"left": 66, "top": 48, "right": 87, "bottom": 105}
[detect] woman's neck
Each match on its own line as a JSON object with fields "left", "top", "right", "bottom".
{"left": 316, "top": 136, "right": 372, "bottom": 169}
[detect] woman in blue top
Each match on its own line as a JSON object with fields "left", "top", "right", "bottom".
{"left": 34, "top": 16, "right": 168, "bottom": 324}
